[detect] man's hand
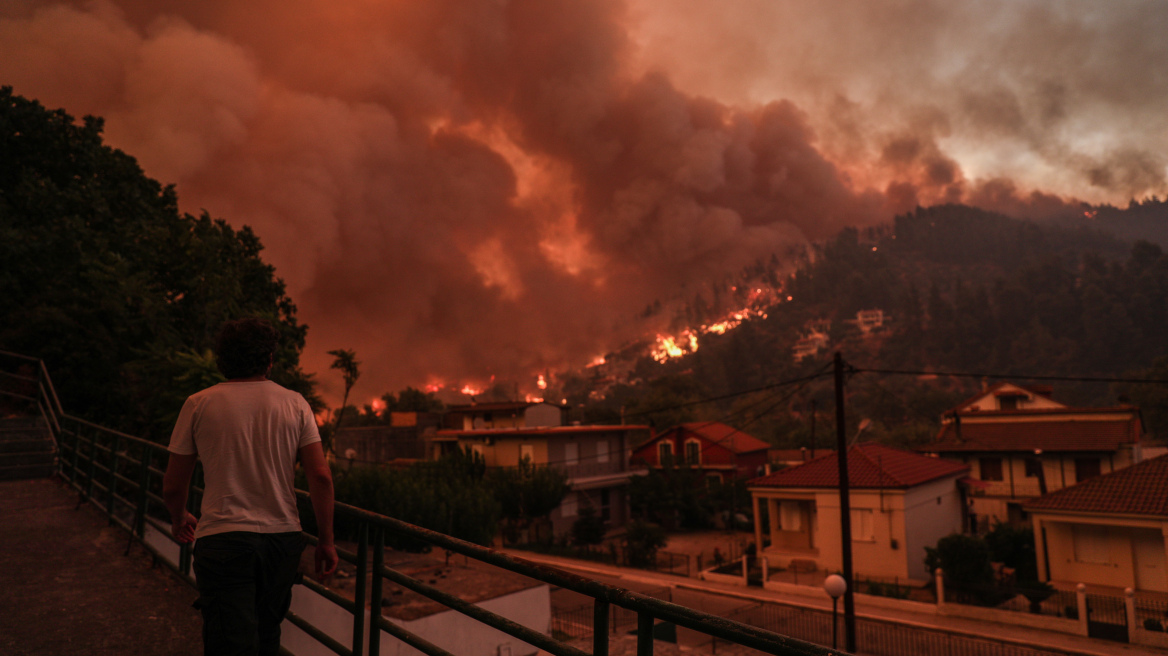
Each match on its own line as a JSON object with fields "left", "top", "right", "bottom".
{"left": 171, "top": 511, "right": 198, "bottom": 543}
{"left": 315, "top": 543, "right": 339, "bottom": 582}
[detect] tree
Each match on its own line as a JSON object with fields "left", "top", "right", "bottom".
{"left": 571, "top": 505, "right": 607, "bottom": 546}
{"left": 486, "top": 458, "right": 570, "bottom": 544}
{"left": 623, "top": 521, "right": 667, "bottom": 567}
{"left": 327, "top": 349, "right": 360, "bottom": 454}
{"left": 0, "top": 87, "right": 319, "bottom": 437}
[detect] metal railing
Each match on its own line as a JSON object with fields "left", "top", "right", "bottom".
{"left": 7, "top": 351, "right": 843, "bottom": 656}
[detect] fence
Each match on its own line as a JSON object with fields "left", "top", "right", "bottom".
{"left": 717, "top": 600, "right": 1086, "bottom": 656}
{"left": 1134, "top": 594, "right": 1168, "bottom": 632}
{"left": 944, "top": 578, "right": 1078, "bottom": 620}
{"left": 7, "top": 349, "right": 843, "bottom": 656}
{"left": 553, "top": 587, "right": 674, "bottom": 641}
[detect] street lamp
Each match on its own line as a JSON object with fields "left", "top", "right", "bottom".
{"left": 824, "top": 574, "right": 847, "bottom": 650}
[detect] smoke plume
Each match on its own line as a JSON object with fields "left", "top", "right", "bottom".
{"left": 2, "top": 0, "right": 1164, "bottom": 401}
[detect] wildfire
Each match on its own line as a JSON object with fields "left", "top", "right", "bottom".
{"left": 651, "top": 331, "right": 699, "bottom": 362}
{"left": 460, "top": 384, "right": 484, "bottom": 396}
{"left": 537, "top": 374, "right": 548, "bottom": 390}
{"left": 524, "top": 394, "right": 545, "bottom": 403}
{"left": 587, "top": 355, "right": 606, "bottom": 367}
{"left": 370, "top": 397, "right": 387, "bottom": 416}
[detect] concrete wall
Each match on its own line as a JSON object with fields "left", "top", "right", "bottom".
{"left": 903, "top": 476, "right": 965, "bottom": 581}
{"left": 282, "top": 583, "right": 551, "bottom": 656}
{"left": 1035, "top": 514, "right": 1168, "bottom": 592}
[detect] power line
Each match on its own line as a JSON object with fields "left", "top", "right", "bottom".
{"left": 620, "top": 365, "right": 835, "bottom": 420}
{"left": 848, "top": 366, "right": 1168, "bottom": 386}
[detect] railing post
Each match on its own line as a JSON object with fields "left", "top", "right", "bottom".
{"left": 368, "top": 526, "right": 384, "bottom": 656}
{"left": 593, "top": 599, "right": 609, "bottom": 656}
{"left": 353, "top": 522, "right": 369, "bottom": 656}
{"left": 136, "top": 446, "right": 150, "bottom": 538}
{"left": 1125, "top": 588, "right": 1137, "bottom": 643}
{"left": 637, "top": 612, "right": 654, "bottom": 656}
{"left": 107, "top": 435, "right": 120, "bottom": 521}
{"left": 85, "top": 426, "right": 98, "bottom": 499}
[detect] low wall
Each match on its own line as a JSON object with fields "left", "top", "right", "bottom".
{"left": 939, "top": 600, "right": 1085, "bottom": 636}
{"left": 1134, "top": 627, "right": 1168, "bottom": 649}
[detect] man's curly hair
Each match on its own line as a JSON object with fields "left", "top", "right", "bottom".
{"left": 215, "top": 318, "right": 279, "bottom": 379}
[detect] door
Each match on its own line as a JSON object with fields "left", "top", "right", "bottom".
{"left": 1132, "top": 529, "right": 1168, "bottom": 592}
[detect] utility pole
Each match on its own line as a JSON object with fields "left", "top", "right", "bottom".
{"left": 833, "top": 351, "right": 857, "bottom": 653}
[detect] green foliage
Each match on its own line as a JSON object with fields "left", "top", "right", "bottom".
{"left": 628, "top": 467, "right": 713, "bottom": 530}
{"left": 485, "top": 457, "right": 570, "bottom": 527}
{"left": 320, "top": 449, "right": 499, "bottom": 549}
{"left": 925, "top": 533, "right": 994, "bottom": 589}
{"left": 984, "top": 522, "right": 1039, "bottom": 582}
{"left": 571, "top": 505, "right": 608, "bottom": 546}
{"left": 0, "top": 87, "right": 318, "bottom": 436}
{"left": 326, "top": 349, "right": 360, "bottom": 453}
{"left": 623, "top": 520, "right": 667, "bottom": 567}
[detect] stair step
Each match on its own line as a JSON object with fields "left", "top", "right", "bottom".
{"left": 0, "top": 417, "right": 46, "bottom": 430}
{"left": 0, "top": 451, "right": 56, "bottom": 467}
{"left": 0, "top": 439, "right": 54, "bottom": 454}
{"left": 0, "top": 462, "right": 56, "bottom": 481}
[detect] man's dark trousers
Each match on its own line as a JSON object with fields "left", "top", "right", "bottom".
{"left": 193, "top": 531, "right": 305, "bottom": 656}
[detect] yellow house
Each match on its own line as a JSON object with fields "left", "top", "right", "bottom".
{"left": 922, "top": 382, "right": 1144, "bottom": 530}
{"left": 432, "top": 424, "right": 651, "bottom": 536}
{"left": 749, "top": 444, "right": 968, "bottom": 584}
{"left": 1027, "top": 454, "right": 1168, "bottom": 593}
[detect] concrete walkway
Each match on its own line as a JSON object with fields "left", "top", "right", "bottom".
{"left": 0, "top": 477, "right": 202, "bottom": 656}
{"left": 507, "top": 550, "right": 1165, "bottom": 656}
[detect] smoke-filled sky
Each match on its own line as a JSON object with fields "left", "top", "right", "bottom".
{"left": 3, "top": 0, "right": 1166, "bottom": 404}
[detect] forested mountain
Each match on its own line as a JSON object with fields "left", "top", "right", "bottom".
{"left": 562, "top": 203, "right": 1168, "bottom": 446}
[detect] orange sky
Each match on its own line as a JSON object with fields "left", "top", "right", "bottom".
{"left": 2, "top": 0, "right": 1164, "bottom": 404}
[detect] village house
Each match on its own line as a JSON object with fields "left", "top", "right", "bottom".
{"left": 443, "top": 401, "right": 568, "bottom": 431}
{"left": 432, "top": 424, "right": 650, "bottom": 536}
{"left": 749, "top": 444, "right": 968, "bottom": 584}
{"left": 630, "top": 421, "right": 770, "bottom": 483}
{"left": 333, "top": 411, "right": 440, "bottom": 465}
{"left": 920, "top": 382, "right": 1144, "bottom": 531}
{"left": 1026, "top": 454, "right": 1168, "bottom": 594}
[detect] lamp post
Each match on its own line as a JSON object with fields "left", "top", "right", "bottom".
{"left": 824, "top": 574, "right": 847, "bottom": 650}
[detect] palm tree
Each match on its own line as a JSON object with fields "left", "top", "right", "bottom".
{"left": 326, "top": 349, "right": 360, "bottom": 455}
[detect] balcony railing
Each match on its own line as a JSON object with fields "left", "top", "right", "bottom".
{"left": 7, "top": 351, "right": 842, "bottom": 656}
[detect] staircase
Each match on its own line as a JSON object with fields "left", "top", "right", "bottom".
{"left": 0, "top": 417, "right": 56, "bottom": 481}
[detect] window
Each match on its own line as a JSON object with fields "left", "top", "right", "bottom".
{"left": 600, "top": 489, "right": 611, "bottom": 522}
{"left": 979, "top": 457, "right": 1004, "bottom": 481}
{"left": 998, "top": 396, "right": 1019, "bottom": 410}
{"left": 596, "top": 440, "right": 609, "bottom": 463}
{"left": 1023, "top": 458, "right": 1043, "bottom": 478}
{"left": 658, "top": 441, "right": 673, "bottom": 464}
{"left": 685, "top": 440, "right": 701, "bottom": 466}
{"left": 1075, "top": 458, "right": 1101, "bottom": 482}
{"left": 561, "top": 492, "right": 578, "bottom": 518}
{"left": 780, "top": 501, "right": 802, "bottom": 531}
{"left": 850, "top": 508, "right": 874, "bottom": 541}
{"left": 1072, "top": 525, "right": 1109, "bottom": 564}
{"left": 520, "top": 444, "right": 534, "bottom": 464}
{"left": 565, "top": 442, "right": 579, "bottom": 466}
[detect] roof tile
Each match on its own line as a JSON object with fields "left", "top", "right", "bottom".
{"left": 1025, "top": 454, "right": 1168, "bottom": 517}
{"left": 750, "top": 444, "right": 968, "bottom": 489}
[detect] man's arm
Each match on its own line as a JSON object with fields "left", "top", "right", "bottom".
{"left": 162, "top": 453, "right": 199, "bottom": 543}
{"left": 299, "top": 441, "right": 338, "bottom": 580}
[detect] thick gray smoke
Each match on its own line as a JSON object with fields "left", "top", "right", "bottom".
{"left": 2, "top": 0, "right": 1162, "bottom": 402}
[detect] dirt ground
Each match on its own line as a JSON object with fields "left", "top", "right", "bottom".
{"left": 0, "top": 477, "right": 203, "bottom": 656}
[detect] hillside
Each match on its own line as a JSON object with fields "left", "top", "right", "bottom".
{"left": 557, "top": 203, "right": 1168, "bottom": 446}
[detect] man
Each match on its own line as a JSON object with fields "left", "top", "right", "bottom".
{"left": 163, "top": 317, "right": 338, "bottom": 656}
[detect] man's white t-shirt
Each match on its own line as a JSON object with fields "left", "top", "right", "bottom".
{"left": 168, "top": 380, "right": 321, "bottom": 539}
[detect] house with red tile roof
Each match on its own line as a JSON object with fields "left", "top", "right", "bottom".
{"left": 1026, "top": 454, "right": 1168, "bottom": 594}
{"left": 920, "top": 383, "right": 1144, "bottom": 531}
{"left": 748, "top": 444, "right": 969, "bottom": 583}
{"left": 630, "top": 421, "right": 770, "bottom": 483}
